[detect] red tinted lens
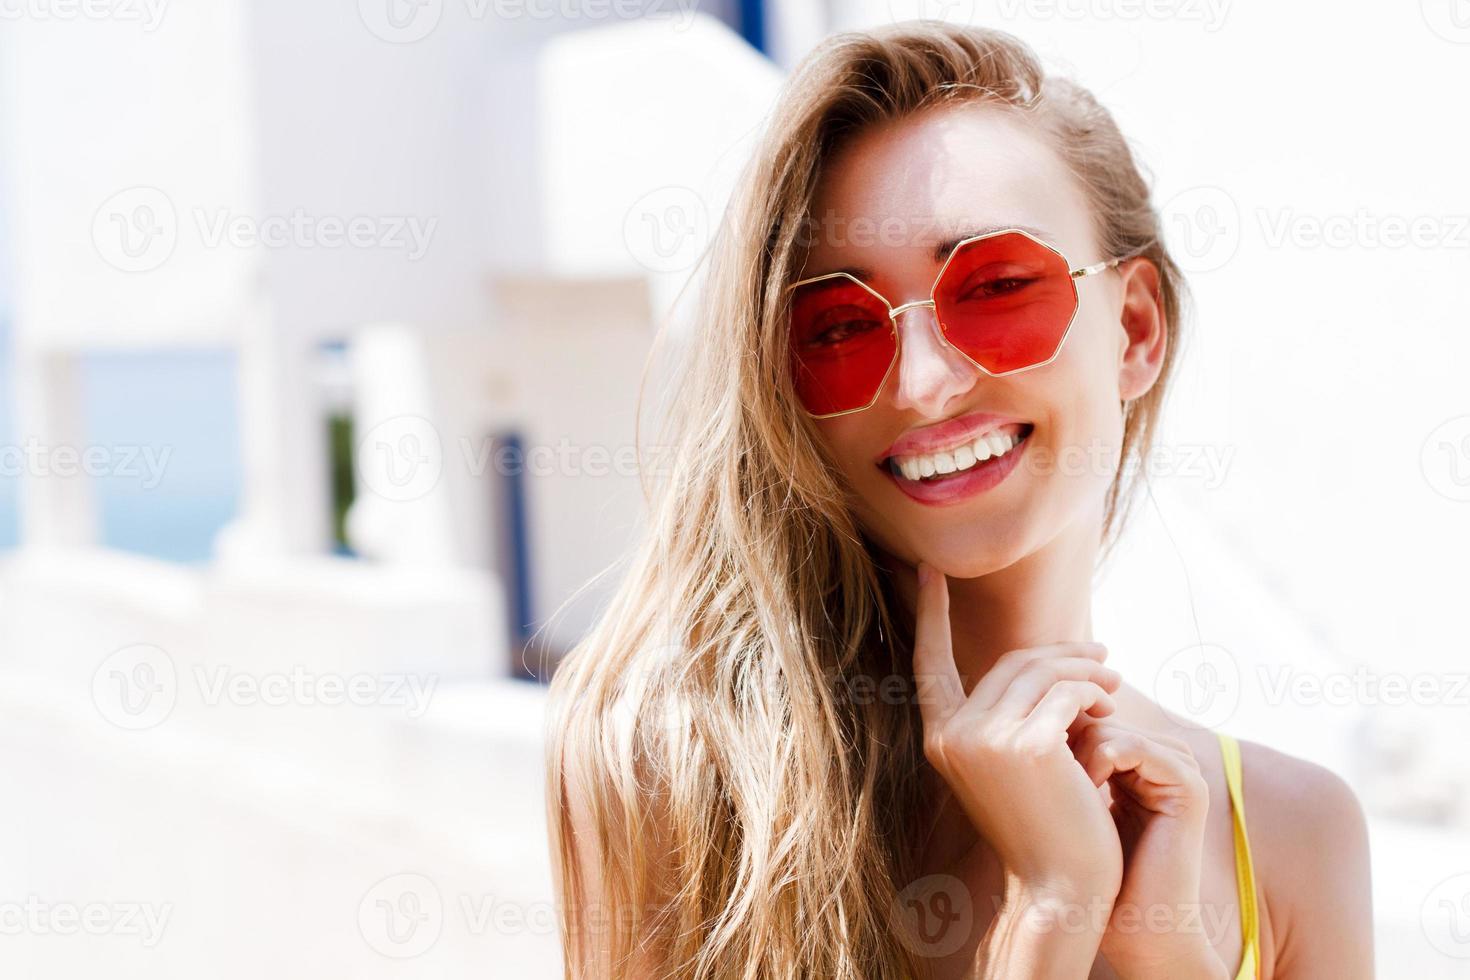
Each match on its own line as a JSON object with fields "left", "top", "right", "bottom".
{"left": 932, "top": 233, "right": 1078, "bottom": 374}
{"left": 788, "top": 275, "right": 896, "bottom": 416}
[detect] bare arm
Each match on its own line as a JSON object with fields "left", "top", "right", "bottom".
{"left": 969, "top": 879, "right": 1112, "bottom": 979}
{"left": 557, "top": 767, "right": 673, "bottom": 980}
{"left": 1247, "top": 744, "right": 1375, "bottom": 978}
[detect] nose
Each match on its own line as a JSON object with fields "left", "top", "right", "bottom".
{"left": 887, "top": 303, "right": 980, "bottom": 417}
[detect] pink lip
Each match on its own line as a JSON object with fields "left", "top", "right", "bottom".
{"left": 881, "top": 426, "right": 1031, "bottom": 506}
{"left": 875, "top": 411, "right": 1031, "bottom": 463}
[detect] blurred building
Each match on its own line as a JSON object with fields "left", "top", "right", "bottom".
{"left": 0, "top": 4, "right": 787, "bottom": 976}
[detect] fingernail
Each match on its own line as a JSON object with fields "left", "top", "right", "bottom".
{"left": 917, "top": 562, "right": 931, "bottom": 587}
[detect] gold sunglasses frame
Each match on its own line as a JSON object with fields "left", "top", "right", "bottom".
{"left": 785, "top": 227, "right": 1137, "bottom": 419}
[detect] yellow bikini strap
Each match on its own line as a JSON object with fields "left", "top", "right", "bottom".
{"left": 1217, "top": 732, "right": 1260, "bottom": 980}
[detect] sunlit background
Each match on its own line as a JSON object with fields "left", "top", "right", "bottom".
{"left": 2, "top": 1, "right": 1469, "bottom": 976}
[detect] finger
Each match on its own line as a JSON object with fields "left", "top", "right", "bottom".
{"left": 1073, "top": 723, "right": 1197, "bottom": 788}
{"left": 970, "top": 641, "right": 1109, "bottom": 709}
{"left": 1071, "top": 721, "right": 1130, "bottom": 786}
{"left": 1147, "top": 733, "right": 1193, "bottom": 755}
{"left": 911, "top": 561, "right": 965, "bottom": 727}
{"left": 1085, "top": 729, "right": 1204, "bottom": 815}
{"left": 993, "top": 658, "right": 1122, "bottom": 721}
{"left": 1066, "top": 710, "right": 1101, "bottom": 750}
{"left": 1023, "top": 680, "right": 1117, "bottom": 736}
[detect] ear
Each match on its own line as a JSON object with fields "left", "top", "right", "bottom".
{"left": 1115, "top": 257, "right": 1167, "bottom": 404}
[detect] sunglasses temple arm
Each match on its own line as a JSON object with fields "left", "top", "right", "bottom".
{"left": 1071, "top": 258, "right": 1115, "bottom": 279}
{"left": 1072, "top": 241, "right": 1155, "bottom": 278}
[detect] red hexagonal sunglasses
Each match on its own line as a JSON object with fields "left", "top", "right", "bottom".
{"left": 785, "top": 227, "right": 1145, "bottom": 418}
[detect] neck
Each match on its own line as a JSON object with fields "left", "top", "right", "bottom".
{"left": 882, "top": 504, "right": 1107, "bottom": 871}
{"left": 886, "top": 507, "right": 1104, "bottom": 692}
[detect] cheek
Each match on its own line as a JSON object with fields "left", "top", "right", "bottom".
{"left": 1058, "top": 309, "right": 1125, "bottom": 412}
{"left": 815, "top": 416, "right": 878, "bottom": 485}
{"left": 1027, "top": 314, "right": 1127, "bottom": 484}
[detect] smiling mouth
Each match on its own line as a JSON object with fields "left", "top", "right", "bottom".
{"left": 878, "top": 422, "right": 1035, "bottom": 483}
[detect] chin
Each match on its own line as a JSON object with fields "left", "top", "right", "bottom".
{"left": 922, "top": 524, "right": 1035, "bottom": 579}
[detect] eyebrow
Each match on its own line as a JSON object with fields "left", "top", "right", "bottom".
{"left": 821, "top": 223, "right": 1060, "bottom": 281}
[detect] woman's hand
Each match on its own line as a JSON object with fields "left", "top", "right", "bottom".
{"left": 1068, "top": 721, "right": 1228, "bottom": 979}
{"left": 910, "top": 562, "right": 1125, "bottom": 976}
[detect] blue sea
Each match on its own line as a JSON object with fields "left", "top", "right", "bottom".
{"left": 0, "top": 321, "right": 242, "bottom": 564}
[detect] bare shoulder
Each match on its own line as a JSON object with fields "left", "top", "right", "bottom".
{"left": 1234, "top": 737, "right": 1370, "bottom": 881}
{"left": 1233, "top": 738, "right": 1367, "bottom": 845}
{"left": 1234, "top": 737, "right": 1375, "bottom": 977}
{"left": 554, "top": 712, "right": 680, "bottom": 979}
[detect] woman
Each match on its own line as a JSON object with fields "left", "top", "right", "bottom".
{"left": 545, "top": 20, "right": 1373, "bottom": 979}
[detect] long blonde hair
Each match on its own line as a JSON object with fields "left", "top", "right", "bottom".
{"left": 545, "top": 19, "right": 1189, "bottom": 979}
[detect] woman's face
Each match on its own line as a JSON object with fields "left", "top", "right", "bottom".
{"left": 796, "top": 102, "right": 1164, "bottom": 578}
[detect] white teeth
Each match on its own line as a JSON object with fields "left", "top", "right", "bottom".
{"left": 888, "top": 427, "right": 1027, "bottom": 482}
